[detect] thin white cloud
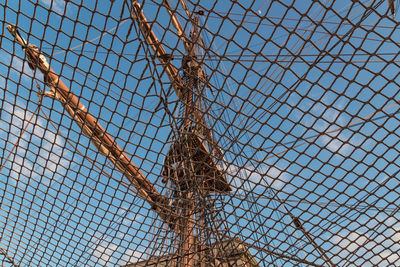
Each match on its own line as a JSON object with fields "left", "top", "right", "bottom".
{"left": 330, "top": 226, "right": 400, "bottom": 266}
{"left": 0, "top": 101, "right": 68, "bottom": 184}
{"left": 320, "top": 131, "right": 354, "bottom": 155}
{"left": 11, "top": 56, "right": 26, "bottom": 72}
{"left": 309, "top": 102, "right": 356, "bottom": 155}
{"left": 227, "top": 164, "right": 289, "bottom": 193}
{"left": 91, "top": 231, "right": 146, "bottom": 266}
{"left": 121, "top": 248, "right": 145, "bottom": 264}
{"left": 117, "top": 206, "right": 144, "bottom": 229}
{"left": 89, "top": 208, "right": 147, "bottom": 266}
{"left": 92, "top": 242, "right": 118, "bottom": 266}
{"left": 40, "top": 0, "right": 66, "bottom": 14}
{"left": 0, "top": 76, "right": 5, "bottom": 88}
{"left": 0, "top": 51, "right": 41, "bottom": 83}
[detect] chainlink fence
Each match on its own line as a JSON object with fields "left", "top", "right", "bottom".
{"left": 0, "top": 0, "right": 399, "bottom": 266}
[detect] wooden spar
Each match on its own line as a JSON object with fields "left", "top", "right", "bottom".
{"left": 388, "top": 0, "right": 395, "bottom": 16}
{"left": 176, "top": 191, "right": 195, "bottom": 267}
{"left": 162, "top": 0, "right": 206, "bottom": 80}
{"left": 131, "top": 1, "right": 185, "bottom": 100}
{"left": 6, "top": 24, "right": 177, "bottom": 228}
{"left": 138, "top": 2, "right": 331, "bottom": 265}
{"left": 157, "top": 5, "right": 333, "bottom": 265}
{"left": 163, "top": 0, "right": 226, "bottom": 162}
{"left": 130, "top": 0, "right": 207, "bottom": 103}
{"left": 131, "top": 3, "right": 226, "bottom": 265}
{"left": 161, "top": 0, "right": 192, "bottom": 55}
{"left": 162, "top": 0, "right": 204, "bottom": 59}
{"left": 131, "top": 0, "right": 225, "bottom": 161}
{"left": 176, "top": 0, "right": 207, "bottom": 53}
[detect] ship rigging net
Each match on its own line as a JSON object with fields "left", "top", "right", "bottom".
{"left": 0, "top": 0, "right": 400, "bottom": 266}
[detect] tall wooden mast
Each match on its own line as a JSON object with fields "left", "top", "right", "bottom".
{"left": 131, "top": 1, "right": 231, "bottom": 266}
{"left": 8, "top": 1, "right": 232, "bottom": 265}
{"left": 8, "top": 0, "right": 336, "bottom": 264}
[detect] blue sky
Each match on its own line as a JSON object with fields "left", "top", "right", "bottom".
{"left": 0, "top": 0, "right": 400, "bottom": 266}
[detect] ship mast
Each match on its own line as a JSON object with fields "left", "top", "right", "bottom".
{"left": 7, "top": 1, "right": 339, "bottom": 265}
{"left": 130, "top": 2, "right": 337, "bottom": 265}
{"left": 7, "top": 3, "right": 231, "bottom": 266}
{"left": 131, "top": 1, "right": 231, "bottom": 266}
{"left": 172, "top": 12, "right": 210, "bottom": 267}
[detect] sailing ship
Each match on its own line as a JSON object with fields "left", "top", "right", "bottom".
{"left": 0, "top": 0, "right": 399, "bottom": 266}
